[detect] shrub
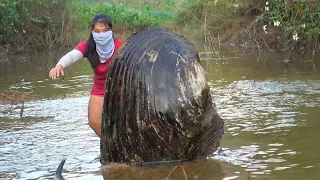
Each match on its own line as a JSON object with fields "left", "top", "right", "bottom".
{"left": 0, "top": 0, "right": 75, "bottom": 50}
{"left": 259, "top": 0, "right": 320, "bottom": 42}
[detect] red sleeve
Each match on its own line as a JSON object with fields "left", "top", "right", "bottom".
{"left": 75, "top": 40, "right": 88, "bottom": 58}
{"left": 114, "top": 38, "right": 124, "bottom": 52}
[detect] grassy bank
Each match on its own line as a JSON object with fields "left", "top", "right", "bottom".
{"left": 1, "top": 0, "right": 319, "bottom": 56}
{"left": 73, "top": 1, "right": 175, "bottom": 30}
{"left": 71, "top": 0, "right": 177, "bottom": 41}
{"left": 175, "top": 0, "right": 320, "bottom": 54}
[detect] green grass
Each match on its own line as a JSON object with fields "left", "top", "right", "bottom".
{"left": 72, "top": 1, "right": 176, "bottom": 31}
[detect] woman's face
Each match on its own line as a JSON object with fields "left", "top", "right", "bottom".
{"left": 92, "top": 22, "right": 110, "bottom": 33}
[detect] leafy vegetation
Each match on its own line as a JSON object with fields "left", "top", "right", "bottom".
{"left": 0, "top": 0, "right": 73, "bottom": 50}
{"left": 260, "top": 0, "right": 320, "bottom": 41}
{"left": 0, "top": 0, "right": 319, "bottom": 53}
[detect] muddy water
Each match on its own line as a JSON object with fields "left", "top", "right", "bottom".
{"left": 0, "top": 48, "right": 319, "bottom": 180}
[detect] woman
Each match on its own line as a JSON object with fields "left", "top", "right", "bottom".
{"left": 49, "top": 14, "right": 123, "bottom": 137}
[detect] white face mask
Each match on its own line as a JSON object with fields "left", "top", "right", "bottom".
{"left": 92, "top": 30, "right": 115, "bottom": 63}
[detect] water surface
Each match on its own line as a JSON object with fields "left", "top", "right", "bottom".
{"left": 0, "top": 48, "right": 319, "bottom": 180}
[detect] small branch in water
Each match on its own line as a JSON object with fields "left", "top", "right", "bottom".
{"left": 20, "top": 101, "right": 24, "bottom": 118}
{"left": 164, "top": 166, "right": 179, "bottom": 180}
{"left": 163, "top": 166, "right": 188, "bottom": 180}
{"left": 311, "top": 38, "right": 318, "bottom": 61}
{"left": 0, "top": 44, "right": 9, "bottom": 55}
{"left": 242, "top": 28, "right": 261, "bottom": 52}
{"left": 311, "top": 39, "right": 318, "bottom": 70}
{"left": 182, "top": 166, "right": 188, "bottom": 180}
{"left": 284, "top": 48, "right": 293, "bottom": 64}
{"left": 261, "top": 36, "right": 271, "bottom": 51}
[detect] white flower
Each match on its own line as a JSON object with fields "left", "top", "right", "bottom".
{"left": 23, "top": 29, "right": 26, "bottom": 33}
{"left": 262, "top": 25, "right": 268, "bottom": 34}
{"left": 293, "top": 33, "right": 299, "bottom": 41}
{"left": 263, "top": 25, "right": 267, "bottom": 31}
{"left": 273, "top": 20, "right": 280, "bottom": 26}
{"left": 302, "top": 24, "right": 306, "bottom": 28}
{"left": 265, "top": 6, "right": 269, "bottom": 11}
{"left": 266, "top": 2, "right": 269, "bottom": 5}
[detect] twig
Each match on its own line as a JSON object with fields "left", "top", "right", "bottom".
{"left": 261, "top": 36, "right": 271, "bottom": 51}
{"left": 188, "top": 10, "right": 215, "bottom": 30}
{"left": 242, "top": 28, "right": 261, "bottom": 51}
{"left": 182, "top": 167, "right": 188, "bottom": 180}
{"left": 20, "top": 101, "right": 24, "bottom": 118}
{"left": 187, "top": 9, "right": 220, "bottom": 42}
{"left": 311, "top": 38, "right": 318, "bottom": 61}
{"left": 0, "top": 44, "right": 9, "bottom": 55}
{"left": 247, "top": 14, "right": 263, "bottom": 30}
{"left": 204, "top": 11, "right": 208, "bottom": 52}
{"left": 165, "top": 166, "right": 179, "bottom": 179}
{"left": 163, "top": 166, "right": 189, "bottom": 180}
{"left": 286, "top": 48, "right": 293, "bottom": 61}
{"left": 201, "top": 11, "right": 220, "bottom": 58}
{"left": 0, "top": 44, "right": 8, "bottom": 49}
{"left": 243, "top": 1, "right": 264, "bottom": 16}
{"left": 218, "top": 33, "right": 220, "bottom": 50}
{"left": 256, "top": 51, "right": 262, "bottom": 63}
{"left": 310, "top": 39, "right": 318, "bottom": 70}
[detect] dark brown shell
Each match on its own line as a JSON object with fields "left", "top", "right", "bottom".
{"left": 100, "top": 28, "right": 224, "bottom": 165}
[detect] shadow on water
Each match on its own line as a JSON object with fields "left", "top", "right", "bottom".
{"left": 0, "top": 46, "right": 320, "bottom": 179}
{"left": 100, "top": 159, "right": 243, "bottom": 180}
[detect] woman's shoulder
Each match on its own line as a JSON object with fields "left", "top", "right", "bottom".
{"left": 75, "top": 40, "right": 88, "bottom": 57}
{"left": 76, "top": 40, "right": 88, "bottom": 48}
{"left": 114, "top": 38, "right": 123, "bottom": 46}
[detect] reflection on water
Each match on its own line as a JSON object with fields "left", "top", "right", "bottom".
{"left": 0, "top": 49, "right": 319, "bottom": 180}
{"left": 101, "top": 160, "right": 235, "bottom": 180}
{"left": 203, "top": 52, "right": 320, "bottom": 180}
{"left": 0, "top": 50, "right": 93, "bottom": 99}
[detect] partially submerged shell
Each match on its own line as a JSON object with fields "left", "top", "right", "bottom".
{"left": 100, "top": 28, "right": 224, "bottom": 165}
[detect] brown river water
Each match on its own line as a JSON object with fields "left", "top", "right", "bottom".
{"left": 0, "top": 44, "right": 319, "bottom": 179}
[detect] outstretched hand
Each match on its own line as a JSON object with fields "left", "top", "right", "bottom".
{"left": 49, "top": 64, "right": 64, "bottom": 80}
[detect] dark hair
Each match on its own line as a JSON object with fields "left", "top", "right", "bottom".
{"left": 87, "top": 14, "right": 113, "bottom": 68}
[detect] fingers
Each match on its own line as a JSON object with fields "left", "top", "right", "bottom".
{"left": 49, "top": 66, "right": 64, "bottom": 80}
{"left": 56, "top": 67, "right": 64, "bottom": 78}
{"left": 49, "top": 69, "right": 58, "bottom": 79}
{"left": 56, "top": 69, "right": 60, "bottom": 78}
{"left": 52, "top": 70, "right": 56, "bottom": 80}
{"left": 49, "top": 69, "right": 55, "bottom": 79}
{"left": 61, "top": 68, "right": 64, "bottom": 76}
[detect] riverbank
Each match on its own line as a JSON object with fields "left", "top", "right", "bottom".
{"left": 1, "top": 0, "right": 319, "bottom": 60}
